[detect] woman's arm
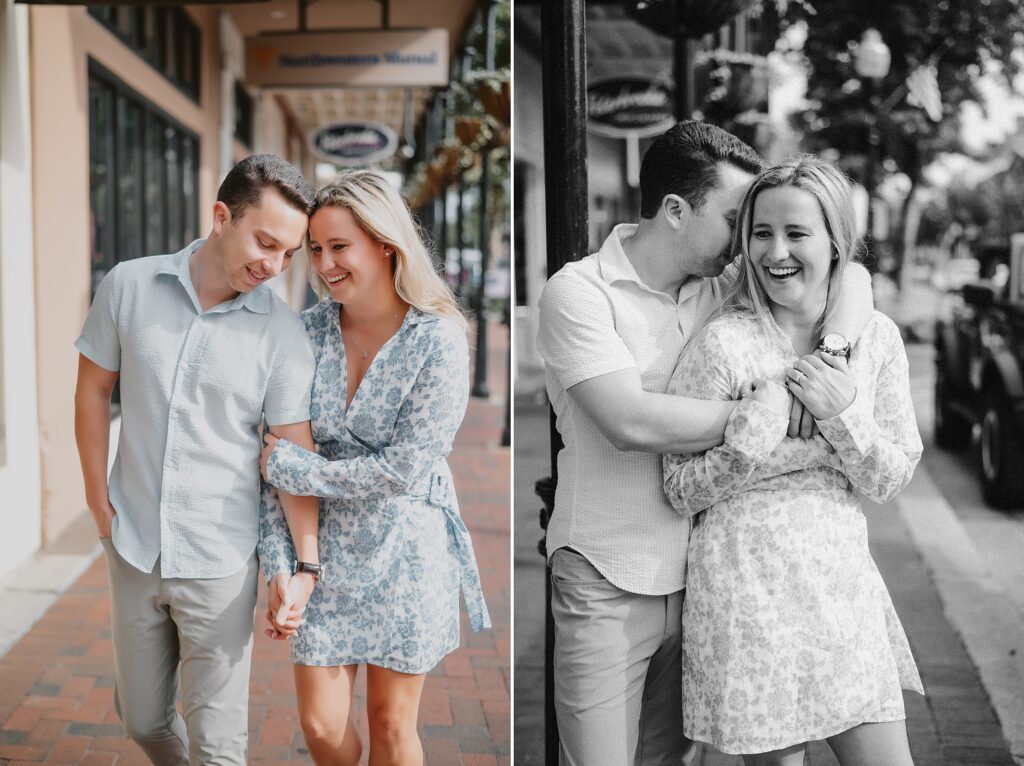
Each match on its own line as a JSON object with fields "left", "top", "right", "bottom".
{"left": 662, "top": 323, "right": 791, "bottom": 517}
{"left": 265, "top": 323, "right": 469, "bottom": 499}
{"left": 815, "top": 325, "right": 923, "bottom": 503}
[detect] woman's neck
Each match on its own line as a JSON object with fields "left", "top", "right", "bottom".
{"left": 771, "top": 300, "right": 825, "bottom": 356}
{"left": 340, "top": 288, "right": 408, "bottom": 329}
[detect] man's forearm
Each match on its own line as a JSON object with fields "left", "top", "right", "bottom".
{"left": 616, "top": 393, "right": 737, "bottom": 454}
{"left": 825, "top": 262, "right": 874, "bottom": 341}
{"left": 74, "top": 390, "right": 112, "bottom": 510}
{"left": 270, "top": 422, "right": 320, "bottom": 564}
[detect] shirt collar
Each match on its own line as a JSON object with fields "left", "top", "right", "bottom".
{"left": 596, "top": 224, "right": 644, "bottom": 286}
{"left": 598, "top": 224, "right": 703, "bottom": 305}
{"left": 157, "top": 239, "right": 271, "bottom": 315}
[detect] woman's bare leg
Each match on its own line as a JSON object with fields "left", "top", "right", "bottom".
{"left": 365, "top": 665, "right": 427, "bottom": 766}
{"left": 827, "top": 720, "right": 914, "bottom": 766}
{"left": 294, "top": 664, "right": 362, "bottom": 766}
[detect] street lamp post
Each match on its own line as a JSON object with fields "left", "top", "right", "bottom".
{"left": 854, "top": 28, "right": 891, "bottom": 269}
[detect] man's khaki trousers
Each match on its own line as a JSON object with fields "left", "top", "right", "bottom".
{"left": 101, "top": 540, "right": 258, "bottom": 766}
{"left": 551, "top": 548, "right": 694, "bottom": 766}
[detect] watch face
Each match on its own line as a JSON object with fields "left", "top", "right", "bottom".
{"left": 822, "top": 333, "right": 847, "bottom": 351}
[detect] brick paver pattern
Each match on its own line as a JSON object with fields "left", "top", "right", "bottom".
{"left": 0, "top": 322, "right": 511, "bottom": 766}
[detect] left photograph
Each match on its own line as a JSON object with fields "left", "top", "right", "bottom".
{"left": 0, "top": 2, "right": 510, "bottom": 765}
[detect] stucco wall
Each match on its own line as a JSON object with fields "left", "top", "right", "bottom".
{"left": 0, "top": 1, "right": 42, "bottom": 579}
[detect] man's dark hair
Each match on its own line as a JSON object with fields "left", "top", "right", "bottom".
{"left": 639, "top": 121, "right": 764, "bottom": 219}
{"left": 217, "top": 154, "right": 314, "bottom": 219}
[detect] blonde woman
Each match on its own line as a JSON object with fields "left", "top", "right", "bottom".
{"left": 663, "top": 157, "right": 923, "bottom": 765}
{"left": 258, "top": 169, "right": 491, "bottom": 765}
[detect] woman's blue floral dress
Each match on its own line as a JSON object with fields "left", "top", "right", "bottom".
{"left": 258, "top": 300, "right": 490, "bottom": 674}
{"left": 663, "top": 311, "right": 924, "bottom": 755}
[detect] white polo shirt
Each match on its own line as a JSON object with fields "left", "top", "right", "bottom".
{"left": 75, "top": 240, "right": 316, "bottom": 579}
{"left": 537, "top": 224, "right": 722, "bottom": 595}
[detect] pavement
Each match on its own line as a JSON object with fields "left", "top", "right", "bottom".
{"left": 0, "top": 320, "right": 511, "bottom": 766}
{"left": 513, "top": 288, "right": 1024, "bottom": 765}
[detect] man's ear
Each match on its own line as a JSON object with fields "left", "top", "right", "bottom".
{"left": 661, "top": 194, "right": 692, "bottom": 231}
{"left": 211, "top": 201, "right": 231, "bottom": 235}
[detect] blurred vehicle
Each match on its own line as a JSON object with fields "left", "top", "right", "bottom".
{"left": 933, "top": 238, "right": 1024, "bottom": 509}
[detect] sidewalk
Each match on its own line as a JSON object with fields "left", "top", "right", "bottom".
{"left": 513, "top": 340, "right": 1017, "bottom": 765}
{"left": 0, "top": 321, "right": 510, "bottom": 766}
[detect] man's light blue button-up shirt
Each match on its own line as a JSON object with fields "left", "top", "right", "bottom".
{"left": 75, "top": 240, "right": 316, "bottom": 579}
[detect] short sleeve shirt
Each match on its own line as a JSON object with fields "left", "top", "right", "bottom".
{"left": 537, "top": 224, "right": 722, "bottom": 595}
{"left": 75, "top": 239, "right": 316, "bottom": 578}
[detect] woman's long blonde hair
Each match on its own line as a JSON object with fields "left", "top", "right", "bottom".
{"left": 308, "top": 169, "right": 467, "bottom": 331}
{"left": 722, "top": 155, "right": 861, "bottom": 337}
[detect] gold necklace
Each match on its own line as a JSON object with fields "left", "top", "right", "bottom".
{"left": 345, "top": 311, "right": 402, "bottom": 360}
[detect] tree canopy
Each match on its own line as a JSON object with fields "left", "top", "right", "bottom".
{"left": 777, "top": 0, "right": 1024, "bottom": 185}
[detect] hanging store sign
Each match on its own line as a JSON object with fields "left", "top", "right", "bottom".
{"left": 246, "top": 30, "right": 448, "bottom": 88}
{"left": 310, "top": 122, "right": 398, "bottom": 165}
{"left": 587, "top": 77, "right": 675, "bottom": 139}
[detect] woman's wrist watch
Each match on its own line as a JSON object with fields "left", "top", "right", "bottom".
{"left": 293, "top": 560, "right": 323, "bottom": 581}
{"left": 818, "top": 333, "right": 852, "bottom": 358}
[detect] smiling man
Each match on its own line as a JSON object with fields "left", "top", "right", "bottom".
{"left": 74, "top": 154, "right": 319, "bottom": 766}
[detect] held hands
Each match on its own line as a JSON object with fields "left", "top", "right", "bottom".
{"left": 785, "top": 353, "right": 856, "bottom": 421}
{"left": 264, "top": 572, "right": 316, "bottom": 640}
{"left": 260, "top": 432, "right": 280, "bottom": 483}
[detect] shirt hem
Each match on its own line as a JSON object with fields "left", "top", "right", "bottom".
{"left": 544, "top": 543, "right": 685, "bottom": 596}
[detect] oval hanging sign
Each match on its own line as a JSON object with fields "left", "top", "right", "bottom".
{"left": 587, "top": 77, "right": 675, "bottom": 139}
{"left": 310, "top": 122, "right": 399, "bottom": 165}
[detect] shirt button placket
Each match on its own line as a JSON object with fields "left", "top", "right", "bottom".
{"left": 160, "top": 315, "right": 202, "bottom": 577}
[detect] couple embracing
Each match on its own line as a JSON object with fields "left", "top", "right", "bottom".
{"left": 74, "top": 154, "right": 490, "bottom": 766}
{"left": 539, "top": 121, "right": 923, "bottom": 765}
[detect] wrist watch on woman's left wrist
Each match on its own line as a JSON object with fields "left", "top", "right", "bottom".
{"left": 818, "top": 333, "right": 852, "bottom": 358}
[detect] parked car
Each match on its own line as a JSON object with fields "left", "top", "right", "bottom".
{"left": 934, "top": 264, "right": 1024, "bottom": 508}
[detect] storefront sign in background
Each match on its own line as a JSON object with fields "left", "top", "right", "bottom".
{"left": 586, "top": 76, "right": 674, "bottom": 139}
{"left": 310, "top": 122, "right": 399, "bottom": 165}
{"left": 246, "top": 30, "right": 449, "bottom": 88}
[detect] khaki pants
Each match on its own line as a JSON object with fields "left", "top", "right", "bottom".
{"left": 101, "top": 539, "right": 258, "bottom": 766}
{"left": 551, "top": 548, "right": 693, "bottom": 766}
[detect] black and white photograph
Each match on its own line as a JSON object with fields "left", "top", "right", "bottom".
{"left": 513, "top": 2, "right": 1024, "bottom": 765}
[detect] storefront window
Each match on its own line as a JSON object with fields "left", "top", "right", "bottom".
{"left": 88, "top": 63, "right": 199, "bottom": 295}
{"left": 89, "top": 6, "right": 201, "bottom": 103}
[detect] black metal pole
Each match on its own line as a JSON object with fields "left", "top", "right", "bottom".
{"left": 471, "top": 0, "right": 496, "bottom": 399}
{"left": 674, "top": 33, "right": 696, "bottom": 121}
{"left": 471, "top": 148, "right": 492, "bottom": 398}
{"left": 540, "top": 0, "right": 589, "bottom": 762}
{"left": 456, "top": 166, "right": 467, "bottom": 298}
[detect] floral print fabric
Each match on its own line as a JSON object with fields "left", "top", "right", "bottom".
{"left": 663, "top": 311, "right": 924, "bottom": 754}
{"left": 258, "top": 300, "right": 490, "bottom": 674}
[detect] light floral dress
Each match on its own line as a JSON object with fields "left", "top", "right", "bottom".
{"left": 663, "top": 311, "right": 924, "bottom": 754}
{"left": 258, "top": 300, "right": 490, "bottom": 674}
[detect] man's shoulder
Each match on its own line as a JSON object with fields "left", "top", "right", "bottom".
{"left": 256, "top": 288, "right": 306, "bottom": 335}
{"left": 108, "top": 253, "right": 174, "bottom": 284}
{"left": 539, "top": 254, "right": 607, "bottom": 309}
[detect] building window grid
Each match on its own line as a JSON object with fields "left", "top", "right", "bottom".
{"left": 234, "top": 82, "right": 255, "bottom": 149}
{"left": 88, "top": 62, "right": 200, "bottom": 297}
{"left": 88, "top": 6, "right": 201, "bottom": 103}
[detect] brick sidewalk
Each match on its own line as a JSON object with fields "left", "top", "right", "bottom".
{"left": 0, "top": 322, "right": 510, "bottom": 766}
